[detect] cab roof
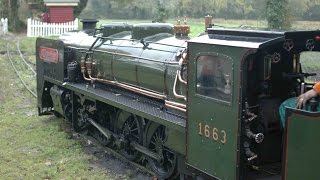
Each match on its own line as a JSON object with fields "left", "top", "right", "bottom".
{"left": 190, "top": 28, "right": 320, "bottom": 49}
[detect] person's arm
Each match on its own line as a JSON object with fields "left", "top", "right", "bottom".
{"left": 296, "top": 81, "right": 320, "bottom": 109}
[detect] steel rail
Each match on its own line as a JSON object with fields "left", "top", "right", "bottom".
{"left": 6, "top": 43, "right": 37, "bottom": 98}
{"left": 16, "top": 41, "right": 36, "bottom": 76}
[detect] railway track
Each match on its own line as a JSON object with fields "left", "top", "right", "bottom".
{"left": 16, "top": 41, "right": 36, "bottom": 74}
{"left": 6, "top": 42, "right": 37, "bottom": 98}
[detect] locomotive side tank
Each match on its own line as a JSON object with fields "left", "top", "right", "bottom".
{"left": 36, "top": 19, "right": 320, "bottom": 180}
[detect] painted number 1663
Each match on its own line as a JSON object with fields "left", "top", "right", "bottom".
{"left": 198, "top": 122, "right": 227, "bottom": 144}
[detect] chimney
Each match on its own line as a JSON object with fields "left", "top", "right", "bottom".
{"left": 80, "top": 19, "right": 99, "bottom": 31}
{"left": 204, "top": 15, "right": 213, "bottom": 31}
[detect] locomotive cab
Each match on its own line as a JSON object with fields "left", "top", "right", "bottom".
{"left": 186, "top": 29, "right": 320, "bottom": 180}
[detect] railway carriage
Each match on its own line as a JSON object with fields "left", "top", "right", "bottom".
{"left": 36, "top": 20, "right": 320, "bottom": 179}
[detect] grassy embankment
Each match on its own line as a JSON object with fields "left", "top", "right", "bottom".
{"left": 0, "top": 37, "right": 126, "bottom": 179}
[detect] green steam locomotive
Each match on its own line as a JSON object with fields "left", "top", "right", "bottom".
{"left": 36, "top": 19, "right": 320, "bottom": 179}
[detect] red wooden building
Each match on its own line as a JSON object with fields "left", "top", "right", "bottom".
{"left": 43, "top": 0, "right": 79, "bottom": 23}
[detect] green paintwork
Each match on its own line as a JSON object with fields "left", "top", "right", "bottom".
{"left": 94, "top": 51, "right": 113, "bottom": 79}
{"left": 113, "top": 55, "right": 140, "bottom": 85}
{"left": 186, "top": 42, "right": 250, "bottom": 179}
{"left": 284, "top": 109, "right": 320, "bottom": 180}
{"left": 137, "top": 58, "right": 166, "bottom": 92}
{"left": 65, "top": 30, "right": 187, "bottom": 102}
{"left": 164, "top": 127, "right": 186, "bottom": 155}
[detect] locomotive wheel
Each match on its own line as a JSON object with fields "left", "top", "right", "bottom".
{"left": 147, "top": 125, "right": 177, "bottom": 179}
{"left": 117, "top": 111, "right": 143, "bottom": 161}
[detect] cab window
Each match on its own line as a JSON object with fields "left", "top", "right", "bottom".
{"left": 196, "top": 55, "right": 232, "bottom": 102}
{"left": 300, "top": 51, "right": 320, "bottom": 83}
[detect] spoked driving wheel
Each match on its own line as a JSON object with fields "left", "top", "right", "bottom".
{"left": 147, "top": 125, "right": 177, "bottom": 179}
{"left": 118, "top": 111, "right": 143, "bottom": 161}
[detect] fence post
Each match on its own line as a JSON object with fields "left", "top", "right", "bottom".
{"left": 27, "top": 18, "right": 31, "bottom": 37}
{"left": 0, "top": 18, "right": 3, "bottom": 35}
{"left": 5, "top": 18, "right": 8, "bottom": 34}
{"left": 1, "top": 18, "right": 6, "bottom": 34}
{"left": 0, "top": 18, "right": 8, "bottom": 35}
{"left": 74, "top": 18, "right": 78, "bottom": 30}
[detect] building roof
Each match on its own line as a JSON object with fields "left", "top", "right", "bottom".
{"left": 44, "top": 0, "right": 79, "bottom": 6}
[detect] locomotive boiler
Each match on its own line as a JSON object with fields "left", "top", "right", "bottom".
{"left": 37, "top": 19, "right": 320, "bottom": 180}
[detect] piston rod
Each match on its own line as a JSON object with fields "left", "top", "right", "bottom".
{"left": 88, "top": 118, "right": 163, "bottom": 163}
